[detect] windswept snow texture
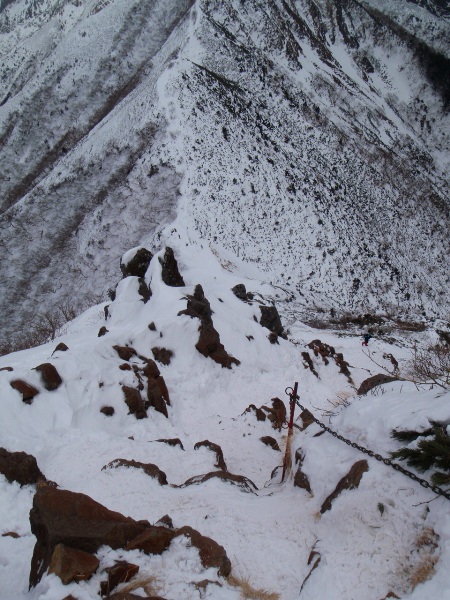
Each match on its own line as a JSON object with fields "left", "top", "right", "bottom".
{"left": 1, "top": 0, "right": 450, "bottom": 348}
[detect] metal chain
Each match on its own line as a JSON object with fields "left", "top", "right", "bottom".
{"left": 286, "top": 389, "right": 450, "bottom": 501}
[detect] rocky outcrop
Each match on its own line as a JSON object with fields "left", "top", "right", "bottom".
{"left": 0, "top": 448, "right": 45, "bottom": 486}
{"left": 100, "top": 406, "right": 115, "bottom": 416}
{"left": 259, "top": 305, "right": 285, "bottom": 338}
{"left": 176, "top": 526, "right": 231, "bottom": 577}
{"left": 34, "top": 363, "right": 62, "bottom": 391}
{"left": 260, "top": 436, "right": 281, "bottom": 451}
{"left": 320, "top": 460, "right": 369, "bottom": 513}
{"left": 102, "top": 459, "right": 168, "bottom": 485}
{"left": 261, "top": 398, "right": 287, "bottom": 431}
{"left": 120, "top": 247, "right": 153, "bottom": 278}
{"left": 122, "top": 386, "right": 147, "bottom": 419}
{"left": 301, "top": 351, "right": 318, "bottom": 377}
{"left": 159, "top": 247, "right": 185, "bottom": 287}
{"left": 100, "top": 560, "right": 139, "bottom": 596}
{"left": 179, "top": 284, "right": 240, "bottom": 369}
{"left": 10, "top": 380, "right": 39, "bottom": 404}
{"left": 151, "top": 347, "right": 173, "bottom": 365}
{"left": 194, "top": 440, "right": 227, "bottom": 471}
{"left": 243, "top": 404, "right": 267, "bottom": 421}
{"left": 176, "top": 470, "right": 257, "bottom": 494}
{"left": 113, "top": 346, "right": 137, "bottom": 362}
{"left": 98, "top": 326, "right": 109, "bottom": 337}
{"left": 52, "top": 342, "right": 69, "bottom": 354}
{"left": 48, "top": 544, "right": 99, "bottom": 585}
{"left": 29, "top": 486, "right": 150, "bottom": 587}
{"left": 231, "top": 284, "right": 249, "bottom": 301}
{"left": 155, "top": 438, "right": 184, "bottom": 450}
{"left": 357, "top": 374, "right": 400, "bottom": 395}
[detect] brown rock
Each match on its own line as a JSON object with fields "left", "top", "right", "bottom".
{"left": 231, "top": 284, "right": 248, "bottom": 301}
{"left": 113, "top": 346, "right": 137, "bottom": 362}
{"left": 29, "top": 486, "right": 150, "bottom": 587}
{"left": 142, "top": 359, "right": 160, "bottom": 380}
{"left": 299, "top": 408, "right": 315, "bottom": 430}
{"left": 0, "top": 448, "right": 45, "bottom": 486}
{"left": 176, "top": 526, "right": 231, "bottom": 577}
{"left": 159, "top": 247, "right": 185, "bottom": 287}
{"left": 34, "top": 363, "right": 62, "bottom": 391}
{"left": 100, "top": 406, "right": 115, "bottom": 417}
{"left": 48, "top": 543, "right": 99, "bottom": 584}
{"left": 2, "top": 531, "right": 20, "bottom": 538}
{"left": 137, "top": 278, "right": 152, "bottom": 303}
{"left": 98, "top": 326, "right": 109, "bottom": 337}
{"left": 125, "top": 526, "right": 176, "bottom": 554}
{"left": 260, "top": 436, "right": 281, "bottom": 451}
{"left": 301, "top": 351, "right": 318, "bottom": 377}
{"left": 259, "top": 305, "right": 284, "bottom": 336}
{"left": 122, "top": 386, "right": 147, "bottom": 419}
{"left": 52, "top": 342, "right": 69, "bottom": 354}
{"left": 155, "top": 514, "right": 174, "bottom": 529}
{"left": 102, "top": 459, "right": 167, "bottom": 485}
{"left": 119, "top": 363, "right": 132, "bottom": 371}
{"left": 151, "top": 347, "right": 173, "bottom": 366}
{"left": 320, "top": 460, "right": 369, "bottom": 513}
{"left": 146, "top": 379, "right": 168, "bottom": 418}
{"left": 155, "top": 438, "right": 184, "bottom": 450}
{"left": 194, "top": 440, "right": 227, "bottom": 471}
{"left": 120, "top": 247, "right": 153, "bottom": 278}
{"left": 0, "top": 366, "right": 13, "bottom": 372}
{"left": 177, "top": 470, "right": 257, "bottom": 493}
{"left": 100, "top": 560, "right": 139, "bottom": 596}
{"left": 357, "top": 374, "right": 400, "bottom": 395}
{"left": 294, "top": 449, "right": 312, "bottom": 493}
{"left": 10, "top": 380, "right": 39, "bottom": 404}
{"left": 243, "top": 404, "right": 266, "bottom": 421}
{"left": 307, "top": 339, "right": 335, "bottom": 365}
{"left": 261, "top": 398, "right": 286, "bottom": 431}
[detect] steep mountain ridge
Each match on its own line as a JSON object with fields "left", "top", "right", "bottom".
{"left": 0, "top": 0, "right": 449, "bottom": 350}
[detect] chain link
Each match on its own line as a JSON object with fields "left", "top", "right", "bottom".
{"left": 292, "top": 395, "right": 450, "bottom": 502}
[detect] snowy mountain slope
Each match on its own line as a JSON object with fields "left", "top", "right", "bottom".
{"left": 0, "top": 0, "right": 449, "bottom": 343}
{"left": 0, "top": 240, "right": 449, "bottom": 600}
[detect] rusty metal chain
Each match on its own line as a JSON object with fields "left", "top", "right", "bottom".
{"left": 285, "top": 387, "right": 450, "bottom": 501}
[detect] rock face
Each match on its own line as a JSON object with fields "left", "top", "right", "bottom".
{"left": 320, "top": 460, "right": 369, "bottom": 514}
{"left": 179, "top": 284, "right": 240, "bottom": 369}
{"left": 47, "top": 544, "right": 99, "bottom": 585}
{"left": 102, "top": 459, "right": 168, "bottom": 485}
{"left": 29, "top": 486, "right": 150, "bottom": 587}
{"left": 100, "top": 560, "right": 140, "bottom": 596}
{"left": 259, "top": 305, "right": 284, "bottom": 337}
{"left": 122, "top": 386, "right": 147, "bottom": 420}
{"left": 194, "top": 440, "right": 227, "bottom": 471}
{"left": 260, "top": 436, "right": 281, "bottom": 451}
{"left": 142, "top": 358, "right": 170, "bottom": 417}
{"left": 120, "top": 247, "right": 153, "bottom": 278}
{"left": 113, "top": 346, "right": 137, "bottom": 362}
{"left": 151, "top": 347, "right": 173, "bottom": 366}
{"left": 261, "top": 398, "right": 287, "bottom": 431}
{"left": 231, "top": 284, "right": 248, "bottom": 301}
{"left": 0, "top": 448, "right": 45, "bottom": 486}
{"left": 34, "top": 363, "right": 63, "bottom": 391}
{"left": 10, "top": 380, "right": 39, "bottom": 404}
{"left": 159, "top": 247, "right": 185, "bottom": 287}
{"left": 357, "top": 374, "right": 400, "bottom": 395}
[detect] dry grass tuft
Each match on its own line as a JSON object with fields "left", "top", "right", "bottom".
{"left": 115, "top": 573, "right": 162, "bottom": 596}
{"left": 410, "top": 556, "right": 438, "bottom": 590}
{"left": 227, "top": 573, "right": 280, "bottom": 600}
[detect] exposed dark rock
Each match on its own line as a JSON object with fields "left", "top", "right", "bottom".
{"left": 437, "top": 330, "right": 450, "bottom": 346}
{"left": 260, "top": 436, "right": 281, "bottom": 451}
{"left": 176, "top": 470, "right": 257, "bottom": 493}
{"left": 176, "top": 525, "right": 231, "bottom": 577}
{"left": 231, "top": 284, "right": 247, "bottom": 301}
{"left": 307, "top": 339, "right": 335, "bottom": 365}
{"left": 179, "top": 285, "right": 240, "bottom": 368}
{"left": 300, "top": 545, "right": 321, "bottom": 594}
{"left": 52, "top": 342, "right": 69, "bottom": 354}
{"left": 138, "top": 277, "right": 152, "bottom": 303}
{"left": 34, "top": 363, "right": 62, "bottom": 391}
{"left": 334, "top": 353, "right": 353, "bottom": 383}
{"left": 320, "top": 460, "right": 369, "bottom": 513}
{"left": 357, "top": 374, "right": 400, "bottom": 395}
{"left": 29, "top": 486, "right": 150, "bottom": 587}
{"left": 122, "top": 386, "right": 147, "bottom": 419}
{"left": 155, "top": 438, "right": 184, "bottom": 450}
{"left": 120, "top": 247, "right": 153, "bottom": 278}
{"left": 301, "top": 351, "right": 318, "bottom": 377}
{"left": 146, "top": 378, "right": 168, "bottom": 418}
{"left": 142, "top": 358, "right": 170, "bottom": 406}
{"left": 148, "top": 322, "right": 157, "bottom": 331}
{"left": 159, "top": 247, "right": 185, "bottom": 287}
{"left": 294, "top": 448, "right": 312, "bottom": 493}
{"left": 0, "top": 366, "right": 13, "bottom": 371}
{"left": 102, "top": 459, "right": 168, "bottom": 485}
{"left": 268, "top": 332, "right": 279, "bottom": 344}
{"left": 151, "top": 347, "right": 173, "bottom": 366}
{"left": 10, "top": 380, "right": 39, "bottom": 404}
{"left": 155, "top": 514, "right": 174, "bottom": 529}
{"left": 100, "top": 406, "right": 115, "bottom": 417}
{"left": 113, "top": 346, "right": 137, "bottom": 362}
{"left": 100, "top": 560, "right": 139, "bottom": 597}
{"left": 299, "top": 408, "right": 315, "bottom": 431}
{"left": 243, "top": 404, "right": 266, "bottom": 421}
{"left": 98, "top": 326, "right": 109, "bottom": 337}
{"left": 261, "top": 398, "right": 286, "bottom": 431}
{"left": 194, "top": 440, "right": 227, "bottom": 471}
{"left": 48, "top": 543, "right": 99, "bottom": 584}
{"left": 259, "top": 305, "right": 284, "bottom": 336}
{"left": 125, "top": 526, "right": 176, "bottom": 555}
{"left": 2, "top": 531, "right": 20, "bottom": 538}
{"left": 0, "top": 448, "right": 45, "bottom": 486}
